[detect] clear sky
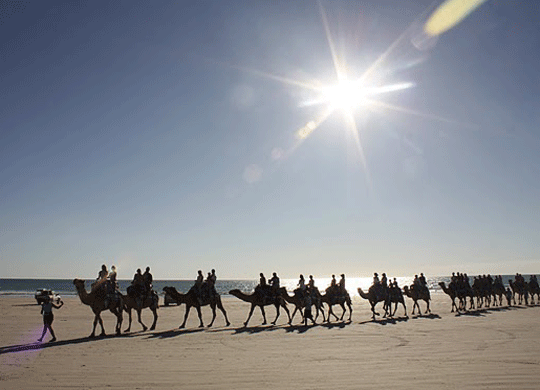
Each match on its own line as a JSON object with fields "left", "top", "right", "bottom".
{"left": 1, "top": 0, "right": 539, "bottom": 280}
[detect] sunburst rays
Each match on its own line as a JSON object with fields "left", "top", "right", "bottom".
{"left": 222, "top": 1, "right": 483, "bottom": 187}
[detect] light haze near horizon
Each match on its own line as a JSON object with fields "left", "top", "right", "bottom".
{"left": 1, "top": 1, "right": 539, "bottom": 280}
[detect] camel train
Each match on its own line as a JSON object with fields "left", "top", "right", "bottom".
{"left": 72, "top": 270, "right": 539, "bottom": 336}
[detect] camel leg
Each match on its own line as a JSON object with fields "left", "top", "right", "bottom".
{"left": 346, "top": 301, "right": 352, "bottom": 321}
{"left": 95, "top": 313, "right": 106, "bottom": 337}
{"left": 124, "top": 308, "right": 132, "bottom": 333}
{"left": 217, "top": 301, "right": 230, "bottom": 326}
{"left": 114, "top": 307, "right": 123, "bottom": 335}
{"left": 339, "top": 303, "right": 346, "bottom": 321}
{"left": 280, "top": 301, "right": 291, "bottom": 325}
{"left": 327, "top": 305, "right": 339, "bottom": 322}
{"left": 320, "top": 303, "right": 326, "bottom": 322}
{"left": 90, "top": 313, "right": 100, "bottom": 338}
{"left": 260, "top": 305, "right": 269, "bottom": 325}
{"left": 290, "top": 306, "right": 299, "bottom": 323}
{"left": 271, "top": 304, "right": 280, "bottom": 325}
{"left": 136, "top": 309, "right": 147, "bottom": 332}
{"left": 315, "top": 302, "right": 325, "bottom": 322}
{"left": 180, "top": 305, "right": 191, "bottom": 328}
{"left": 150, "top": 307, "right": 158, "bottom": 330}
{"left": 425, "top": 300, "right": 431, "bottom": 314}
{"left": 195, "top": 305, "right": 204, "bottom": 327}
{"left": 383, "top": 301, "right": 389, "bottom": 318}
{"left": 243, "top": 304, "right": 257, "bottom": 327}
{"left": 208, "top": 303, "right": 217, "bottom": 327}
{"left": 412, "top": 301, "right": 419, "bottom": 315}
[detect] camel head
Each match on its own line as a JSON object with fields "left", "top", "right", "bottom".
{"left": 73, "top": 278, "right": 86, "bottom": 290}
{"left": 163, "top": 286, "right": 177, "bottom": 295}
{"left": 229, "top": 289, "right": 241, "bottom": 297}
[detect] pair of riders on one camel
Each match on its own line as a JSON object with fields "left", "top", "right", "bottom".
{"left": 410, "top": 273, "right": 428, "bottom": 294}
{"left": 255, "top": 272, "right": 281, "bottom": 302}
{"left": 92, "top": 264, "right": 121, "bottom": 306}
{"left": 370, "top": 272, "right": 401, "bottom": 298}
{"left": 127, "top": 266, "right": 156, "bottom": 305}
{"left": 192, "top": 269, "right": 218, "bottom": 304}
{"left": 325, "top": 274, "right": 347, "bottom": 297}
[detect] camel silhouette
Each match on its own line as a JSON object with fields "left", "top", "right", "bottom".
{"left": 229, "top": 288, "right": 291, "bottom": 327}
{"left": 122, "top": 292, "right": 159, "bottom": 332}
{"left": 73, "top": 278, "right": 123, "bottom": 338}
{"left": 403, "top": 285, "right": 431, "bottom": 315}
{"left": 163, "top": 286, "right": 230, "bottom": 328}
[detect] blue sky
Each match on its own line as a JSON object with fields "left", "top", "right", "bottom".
{"left": 1, "top": 0, "right": 539, "bottom": 279}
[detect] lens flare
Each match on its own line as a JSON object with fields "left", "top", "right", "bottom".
{"left": 424, "top": 0, "right": 488, "bottom": 36}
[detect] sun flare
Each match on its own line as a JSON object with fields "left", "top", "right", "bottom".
{"left": 320, "top": 79, "right": 368, "bottom": 111}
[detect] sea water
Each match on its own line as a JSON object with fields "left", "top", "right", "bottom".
{"left": 0, "top": 275, "right": 526, "bottom": 298}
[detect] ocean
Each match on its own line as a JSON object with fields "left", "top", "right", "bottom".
{"left": 0, "top": 275, "right": 527, "bottom": 298}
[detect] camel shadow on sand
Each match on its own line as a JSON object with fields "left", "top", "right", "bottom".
{"left": 455, "top": 304, "right": 530, "bottom": 317}
{"left": 358, "top": 316, "right": 410, "bottom": 326}
{"left": 284, "top": 320, "right": 352, "bottom": 333}
{"left": 410, "top": 313, "right": 441, "bottom": 320}
{"left": 146, "top": 327, "right": 207, "bottom": 339}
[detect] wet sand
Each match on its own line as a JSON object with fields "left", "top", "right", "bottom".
{"left": 1, "top": 292, "right": 539, "bottom": 389}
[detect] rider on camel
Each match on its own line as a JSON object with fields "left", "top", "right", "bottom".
{"left": 338, "top": 274, "right": 346, "bottom": 296}
{"left": 132, "top": 268, "right": 145, "bottom": 306}
{"left": 143, "top": 266, "right": 153, "bottom": 297}
{"left": 381, "top": 273, "right": 388, "bottom": 288}
{"left": 269, "top": 272, "right": 280, "bottom": 296}
{"left": 297, "top": 274, "right": 306, "bottom": 298}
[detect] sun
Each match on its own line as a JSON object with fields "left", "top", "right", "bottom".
{"left": 320, "top": 79, "right": 369, "bottom": 111}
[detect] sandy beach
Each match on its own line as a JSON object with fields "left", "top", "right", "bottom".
{"left": 1, "top": 292, "right": 539, "bottom": 390}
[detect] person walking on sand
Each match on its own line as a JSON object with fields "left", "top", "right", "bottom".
{"left": 38, "top": 296, "right": 64, "bottom": 343}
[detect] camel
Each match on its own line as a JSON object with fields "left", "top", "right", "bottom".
{"left": 509, "top": 280, "right": 528, "bottom": 305}
{"left": 527, "top": 279, "right": 540, "bottom": 305}
{"left": 279, "top": 288, "right": 326, "bottom": 324}
{"left": 319, "top": 290, "right": 353, "bottom": 322}
{"left": 229, "top": 289, "right": 291, "bottom": 327}
{"left": 121, "top": 291, "right": 159, "bottom": 332}
{"left": 385, "top": 286, "right": 408, "bottom": 318}
{"left": 438, "top": 282, "right": 461, "bottom": 312}
{"left": 403, "top": 285, "right": 431, "bottom": 315}
{"left": 491, "top": 281, "right": 506, "bottom": 306}
{"left": 438, "top": 282, "right": 476, "bottom": 312}
{"left": 73, "top": 278, "right": 123, "bottom": 337}
{"left": 358, "top": 286, "right": 387, "bottom": 320}
{"left": 163, "top": 286, "right": 230, "bottom": 328}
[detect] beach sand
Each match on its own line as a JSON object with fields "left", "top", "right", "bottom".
{"left": 1, "top": 292, "right": 539, "bottom": 389}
